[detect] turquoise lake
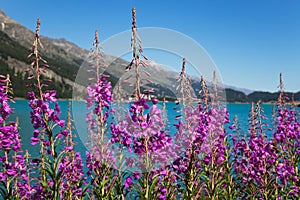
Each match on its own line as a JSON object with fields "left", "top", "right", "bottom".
{"left": 8, "top": 100, "right": 298, "bottom": 161}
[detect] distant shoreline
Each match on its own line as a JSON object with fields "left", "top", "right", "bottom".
{"left": 12, "top": 98, "right": 300, "bottom": 107}
{"left": 14, "top": 97, "right": 76, "bottom": 101}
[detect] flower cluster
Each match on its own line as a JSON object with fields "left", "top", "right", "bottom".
{"left": 271, "top": 90, "right": 299, "bottom": 197}
{"left": 86, "top": 77, "right": 113, "bottom": 112}
{"left": 59, "top": 151, "right": 86, "bottom": 199}
{"left": 173, "top": 103, "right": 209, "bottom": 173}
{"left": 28, "top": 91, "right": 66, "bottom": 146}
{"left": 232, "top": 91, "right": 300, "bottom": 198}
{"left": 127, "top": 98, "right": 174, "bottom": 169}
{"left": 85, "top": 64, "right": 114, "bottom": 164}
{"left": 0, "top": 83, "right": 11, "bottom": 124}
{"left": 0, "top": 79, "right": 33, "bottom": 199}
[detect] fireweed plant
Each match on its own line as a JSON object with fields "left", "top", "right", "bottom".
{"left": 85, "top": 30, "right": 120, "bottom": 199}
{"left": 26, "top": 19, "right": 86, "bottom": 199}
{"left": 0, "top": 75, "right": 33, "bottom": 199}
{"left": 232, "top": 102, "right": 277, "bottom": 199}
{"left": 0, "top": 7, "right": 299, "bottom": 200}
{"left": 231, "top": 74, "right": 299, "bottom": 199}
{"left": 59, "top": 103, "right": 88, "bottom": 199}
{"left": 172, "top": 60, "right": 233, "bottom": 199}
{"left": 108, "top": 7, "right": 174, "bottom": 199}
{"left": 272, "top": 73, "right": 299, "bottom": 198}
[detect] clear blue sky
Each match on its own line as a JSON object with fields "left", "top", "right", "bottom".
{"left": 1, "top": 0, "right": 300, "bottom": 92}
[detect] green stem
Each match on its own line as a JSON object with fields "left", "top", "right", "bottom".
{"left": 144, "top": 138, "right": 149, "bottom": 200}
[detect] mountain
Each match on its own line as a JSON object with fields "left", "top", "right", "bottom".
{"left": 2, "top": 9, "right": 293, "bottom": 104}
{"left": 0, "top": 9, "right": 197, "bottom": 100}
{"left": 225, "top": 88, "right": 248, "bottom": 103}
{"left": 0, "top": 9, "right": 183, "bottom": 100}
{"left": 247, "top": 91, "right": 300, "bottom": 103}
{"left": 224, "top": 84, "right": 253, "bottom": 95}
{"left": 0, "top": 10, "right": 87, "bottom": 98}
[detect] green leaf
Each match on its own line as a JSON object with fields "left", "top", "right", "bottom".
{"left": 54, "top": 150, "right": 66, "bottom": 174}
{"left": 0, "top": 185, "right": 7, "bottom": 197}
{"left": 149, "top": 175, "right": 159, "bottom": 196}
{"left": 82, "top": 184, "right": 90, "bottom": 196}
{"left": 56, "top": 169, "right": 63, "bottom": 181}
{"left": 44, "top": 167, "right": 54, "bottom": 180}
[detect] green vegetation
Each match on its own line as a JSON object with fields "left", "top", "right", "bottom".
{"left": 0, "top": 30, "right": 75, "bottom": 98}
{"left": 225, "top": 88, "right": 248, "bottom": 103}
{"left": 248, "top": 91, "right": 300, "bottom": 103}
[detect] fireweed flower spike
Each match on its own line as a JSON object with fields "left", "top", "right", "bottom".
{"left": 200, "top": 72, "right": 235, "bottom": 199}
{"left": 85, "top": 30, "right": 118, "bottom": 199}
{"left": 173, "top": 58, "right": 207, "bottom": 199}
{"left": 27, "top": 19, "right": 47, "bottom": 188}
{"left": 271, "top": 73, "right": 299, "bottom": 198}
{"left": 173, "top": 59, "right": 201, "bottom": 198}
{"left": 109, "top": 7, "right": 174, "bottom": 199}
{"left": 0, "top": 75, "right": 33, "bottom": 199}
{"left": 26, "top": 18, "right": 79, "bottom": 199}
{"left": 59, "top": 103, "right": 87, "bottom": 199}
{"left": 126, "top": 7, "right": 151, "bottom": 100}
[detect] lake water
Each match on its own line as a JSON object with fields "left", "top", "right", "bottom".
{"left": 9, "top": 100, "right": 294, "bottom": 160}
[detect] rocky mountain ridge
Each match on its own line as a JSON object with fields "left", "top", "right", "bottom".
{"left": 2, "top": 9, "right": 295, "bottom": 103}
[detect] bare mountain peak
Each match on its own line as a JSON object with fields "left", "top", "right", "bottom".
{"left": 0, "top": 10, "right": 11, "bottom": 20}
{"left": 0, "top": 12, "right": 89, "bottom": 67}
{"left": 0, "top": 10, "right": 7, "bottom": 17}
{"left": 0, "top": 10, "right": 17, "bottom": 24}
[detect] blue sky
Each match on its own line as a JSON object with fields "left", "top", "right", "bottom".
{"left": 1, "top": 0, "right": 300, "bottom": 92}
